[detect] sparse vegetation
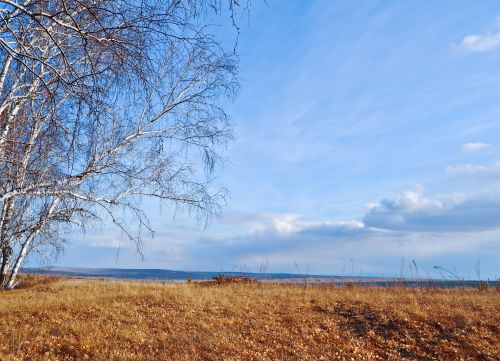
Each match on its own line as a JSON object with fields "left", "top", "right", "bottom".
{"left": 202, "top": 274, "right": 259, "bottom": 286}
{"left": 0, "top": 276, "right": 498, "bottom": 360}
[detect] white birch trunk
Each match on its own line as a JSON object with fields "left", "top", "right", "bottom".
{"left": 0, "top": 54, "right": 13, "bottom": 97}
{"left": 5, "top": 199, "right": 59, "bottom": 289}
{"left": 6, "top": 233, "right": 34, "bottom": 289}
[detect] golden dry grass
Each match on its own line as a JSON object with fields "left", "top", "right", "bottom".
{"left": 0, "top": 276, "right": 498, "bottom": 360}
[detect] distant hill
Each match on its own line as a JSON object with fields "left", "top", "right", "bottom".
{"left": 20, "top": 267, "right": 496, "bottom": 288}
{"left": 21, "top": 267, "right": 330, "bottom": 281}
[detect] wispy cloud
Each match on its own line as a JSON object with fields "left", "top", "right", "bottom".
{"left": 457, "top": 18, "right": 500, "bottom": 52}
{"left": 461, "top": 142, "right": 491, "bottom": 152}
{"left": 446, "top": 160, "right": 500, "bottom": 179}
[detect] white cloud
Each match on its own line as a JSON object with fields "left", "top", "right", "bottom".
{"left": 457, "top": 18, "right": 500, "bottom": 52}
{"left": 363, "top": 191, "right": 500, "bottom": 232}
{"left": 197, "top": 190, "right": 500, "bottom": 261}
{"left": 232, "top": 213, "right": 364, "bottom": 237}
{"left": 183, "top": 192, "right": 500, "bottom": 275}
{"left": 71, "top": 229, "right": 127, "bottom": 249}
{"left": 446, "top": 160, "right": 500, "bottom": 179}
{"left": 459, "top": 34, "right": 500, "bottom": 52}
{"left": 60, "top": 194, "right": 500, "bottom": 276}
{"left": 461, "top": 142, "right": 491, "bottom": 152}
{"left": 234, "top": 213, "right": 301, "bottom": 235}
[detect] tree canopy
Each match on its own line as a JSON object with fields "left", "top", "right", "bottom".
{"left": 0, "top": 0, "right": 243, "bottom": 288}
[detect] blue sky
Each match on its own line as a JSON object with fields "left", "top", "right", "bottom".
{"left": 40, "top": 1, "right": 500, "bottom": 279}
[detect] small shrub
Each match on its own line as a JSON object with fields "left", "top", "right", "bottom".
{"left": 479, "top": 281, "right": 489, "bottom": 291}
{"left": 198, "top": 274, "right": 259, "bottom": 287}
{"left": 345, "top": 282, "right": 355, "bottom": 290}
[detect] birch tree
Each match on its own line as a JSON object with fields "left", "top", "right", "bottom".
{"left": 0, "top": 0, "right": 242, "bottom": 289}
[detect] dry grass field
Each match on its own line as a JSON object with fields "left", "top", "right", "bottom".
{"left": 0, "top": 276, "right": 498, "bottom": 360}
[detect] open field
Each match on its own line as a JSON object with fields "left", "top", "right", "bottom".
{"left": 0, "top": 276, "right": 498, "bottom": 360}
